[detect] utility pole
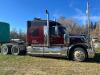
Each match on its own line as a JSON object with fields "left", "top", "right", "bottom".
{"left": 99, "top": 23, "right": 100, "bottom": 36}
{"left": 46, "top": 9, "right": 50, "bottom": 47}
{"left": 86, "top": 0, "right": 91, "bottom": 45}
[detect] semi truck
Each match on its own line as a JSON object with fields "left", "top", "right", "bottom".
{"left": 0, "top": 16, "right": 95, "bottom": 62}
{"left": 26, "top": 18, "right": 95, "bottom": 61}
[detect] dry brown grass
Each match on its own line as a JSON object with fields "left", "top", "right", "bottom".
{"left": 0, "top": 49, "right": 100, "bottom": 75}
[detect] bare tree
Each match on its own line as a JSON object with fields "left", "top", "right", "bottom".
{"left": 18, "top": 29, "right": 26, "bottom": 42}
{"left": 58, "top": 16, "right": 82, "bottom": 35}
{"left": 92, "top": 22, "right": 100, "bottom": 41}
{"left": 10, "top": 28, "right": 19, "bottom": 39}
{"left": 10, "top": 28, "right": 26, "bottom": 42}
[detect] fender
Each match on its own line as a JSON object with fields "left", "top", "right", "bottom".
{"left": 67, "top": 43, "right": 88, "bottom": 57}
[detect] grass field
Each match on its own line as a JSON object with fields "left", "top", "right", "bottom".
{"left": 0, "top": 49, "right": 100, "bottom": 75}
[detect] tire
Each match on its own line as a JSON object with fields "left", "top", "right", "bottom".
{"left": 11, "top": 45, "right": 20, "bottom": 55}
{"left": 19, "top": 45, "right": 27, "bottom": 55}
{"left": 1, "top": 44, "right": 8, "bottom": 55}
{"left": 20, "top": 50, "right": 27, "bottom": 55}
{"left": 73, "top": 47, "right": 86, "bottom": 62}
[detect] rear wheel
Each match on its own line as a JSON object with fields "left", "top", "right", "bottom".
{"left": 1, "top": 44, "right": 8, "bottom": 55}
{"left": 11, "top": 45, "right": 19, "bottom": 55}
{"left": 73, "top": 47, "right": 86, "bottom": 62}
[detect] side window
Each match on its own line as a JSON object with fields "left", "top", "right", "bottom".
{"left": 32, "top": 28, "right": 39, "bottom": 36}
{"left": 50, "top": 26, "right": 56, "bottom": 36}
{"left": 50, "top": 26, "right": 65, "bottom": 37}
{"left": 58, "top": 26, "right": 65, "bottom": 36}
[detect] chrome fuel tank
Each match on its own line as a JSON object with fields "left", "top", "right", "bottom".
{"left": 27, "top": 46, "right": 68, "bottom": 57}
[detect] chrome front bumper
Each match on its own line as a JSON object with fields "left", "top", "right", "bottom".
{"left": 87, "top": 48, "right": 95, "bottom": 58}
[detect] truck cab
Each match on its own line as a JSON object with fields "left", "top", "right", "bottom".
{"left": 27, "top": 19, "right": 66, "bottom": 46}
{"left": 27, "top": 19, "right": 95, "bottom": 61}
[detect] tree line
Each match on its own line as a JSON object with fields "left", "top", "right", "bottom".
{"left": 10, "top": 28, "right": 26, "bottom": 42}
{"left": 58, "top": 16, "right": 100, "bottom": 40}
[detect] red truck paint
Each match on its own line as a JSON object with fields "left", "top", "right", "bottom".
{"left": 28, "top": 26, "right": 44, "bottom": 44}
{"left": 27, "top": 20, "right": 64, "bottom": 46}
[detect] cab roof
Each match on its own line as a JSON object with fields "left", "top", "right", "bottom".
{"left": 28, "top": 19, "right": 62, "bottom": 27}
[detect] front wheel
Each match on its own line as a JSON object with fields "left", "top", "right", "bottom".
{"left": 73, "top": 47, "right": 87, "bottom": 62}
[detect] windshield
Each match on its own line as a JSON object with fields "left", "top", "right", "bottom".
{"left": 50, "top": 26, "right": 66, "bottom": 36}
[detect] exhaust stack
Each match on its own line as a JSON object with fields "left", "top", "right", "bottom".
{"left": 46, "top": 10, "right": 50, "bottom": 46}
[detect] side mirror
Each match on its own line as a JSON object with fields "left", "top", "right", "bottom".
{"left": 54, "top": 26, "right": 59, "bottom": 36}
{"left": 64, "top": 34, "right": 69, "bottom": 44}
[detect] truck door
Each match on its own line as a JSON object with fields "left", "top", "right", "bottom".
{"left": 50, "top": 26, "right": 65, "bottom": 45}
{"left": 43, "top": 26, "right": 67, "bottom": 56}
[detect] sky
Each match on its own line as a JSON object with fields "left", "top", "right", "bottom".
{"left": 0, "top": 0, "right": 100, "bottom": 32}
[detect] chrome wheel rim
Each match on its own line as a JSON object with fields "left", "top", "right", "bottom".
{"left": 74, "top": 48, "right": 85, "bottom": 61}
{"left": 11, "top": 46, "right": 19, "bottom": 55}
{"left": 1, "top": 45, "right": 8, "bottom": 55}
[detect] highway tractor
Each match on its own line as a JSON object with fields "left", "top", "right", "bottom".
{"left": 0, "top": 17, "right": 95, "bottom": 62}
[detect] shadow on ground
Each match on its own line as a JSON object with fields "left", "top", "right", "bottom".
{"left": 86, "top": 53, "right": 100, "bottom": 63}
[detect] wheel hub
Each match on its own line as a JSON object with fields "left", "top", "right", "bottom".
{"left": 73, "top": 48, "right": 86, "bottom": 61}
